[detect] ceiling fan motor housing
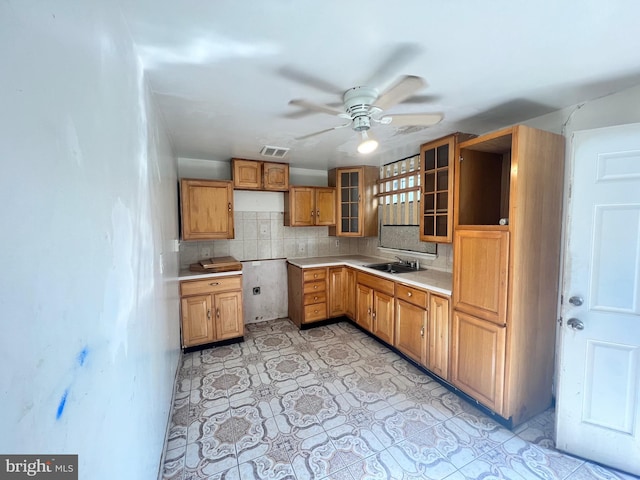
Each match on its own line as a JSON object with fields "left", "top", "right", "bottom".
{"left": 344, "top": 86, "right": 377, "bottom": 131}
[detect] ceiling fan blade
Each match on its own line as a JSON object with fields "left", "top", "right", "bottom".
{"left": 399, "top": 94, "right": 442, "bottom": 105}
{"left": 362, "top": 43, "right": 423, "bottom": 88}
{"left": 278, "top": 66, "right": 343, "bottom": 95}
{"left": 383, "top": 113, "right": 444, "bottom": 127}
{"left": 294, "top": 123, "right": 351, "bottom": 140}
{"left": 289, "top": 99, "right": 345, "bottom": 116}
{"left": 374, "top": 75, "right": 427, "bottom": 111}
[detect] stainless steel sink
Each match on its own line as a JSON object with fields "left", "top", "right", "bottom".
{"left": 364, "top": 262, "right": 422, "bottom": 274}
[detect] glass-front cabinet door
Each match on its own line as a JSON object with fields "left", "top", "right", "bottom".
{"left": 340, "top": 169, "right": 360, "bottom": 234}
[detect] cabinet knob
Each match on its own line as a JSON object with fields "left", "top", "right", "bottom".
{"left": 314, "top": 285, "right": 318, "bottom": 289}
{"left": 228, "top": 202, "right": 232, "bottom": 212}
{"left": 207, "top": 309, "right": 211, "bottom": 320}
{"left": 420, "top": 325, "right": 425, "bottom": 337}
{"left": 407, "top": 292, "right": 412, "bottom": 297}
{"left": 311, "top": 210, "right": 315, "bottom": 217}
{"left": 216, "top": 308, "right": 220, "bottom": 318}
{"left": 209, "top": 282, "right": 220, "bottom": 286}
{"left": 314, "top": 296, "right": 318, "bottom": 300}
{"left": 316, "top": 210, "right": 320, "bottom": 217}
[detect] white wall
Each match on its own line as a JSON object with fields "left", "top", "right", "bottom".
{"left": 0, "top": 3, "right": 181, "bottom": 479}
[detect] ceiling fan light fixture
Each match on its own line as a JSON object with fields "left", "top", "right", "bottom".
{"left": 357, "top": 131, "right": 378, "bottom": 154}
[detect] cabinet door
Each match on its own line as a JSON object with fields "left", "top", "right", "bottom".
{"left": 394, "top": 299, "right": 426, "bottom": 364}
{"left": 181, "top": 295, "right": 214, "bottom": 347}
{"left": 427, "top": 294, "right": 450, "bottom": 380}
{"left": 263, "top": 162, "right": 289, "bottom": 191}
{"left": 180, "top": 179, "right": 234, "bottom": 240}
{"left": 214, "top": 291, "right": 244, "bottom": 340}
{"left": 337, "top": 169, "right": 362, "bottom": 235}
{"left": 373, "top": 291, "right": 394, "bottom": 345}
{"left": 451, "top": 310, "right": 506, "bottom": 414}
{"left": 315, "top": 187, "right": 336, "bottom": 226}
{"left": 420, "top": 135, "right": 455, "bottom": 243}
{"left": 345, "top": 268, "right": 356, "bottom": 320}
{"left": 232, "top": 159, "right": 261, "bottom": 189}
{"left": 356, "top": 283, "right": 373, "bottom": 332}
{"left": 453, "top": 229, "right": 509, "bottom": 325}
{"left": 328, "top": 267, "right": 345, "bottom": 317}
{"left": 289, "top": 187, "right": 315, "bottom": 226}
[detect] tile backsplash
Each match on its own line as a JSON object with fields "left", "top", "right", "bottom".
{"left": 179, "top": 211, "right": 359, "bottom": 269}
{"left": 179, "top": 210, "right": 453, "bottom": 272}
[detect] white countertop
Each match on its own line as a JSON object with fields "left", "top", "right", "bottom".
{"left": 286, "top": 255, "right": 453, "bottom": 296}
{"left": 178, "top": 269, "right": 243, "bottom": 281}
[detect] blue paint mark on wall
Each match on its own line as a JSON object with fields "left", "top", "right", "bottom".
{"left": 77, "top": 347, "right": 89, "bottom": 367}
{"left": 56, "top": 389, "right": 69, "bottom": 420}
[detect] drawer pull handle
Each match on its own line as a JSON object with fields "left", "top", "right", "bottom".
{"left": 420, "top": 325, "right": 425, "bottom": 337}
{"left": 314, "top": 285, "right": 318, "bottom": 289}
{"left": 209, "top": 282, "right": 220, "bottom": 286}
{"left": 207, "top": 309, "right": 211, "bottom": 320}
{"left": 228, "top": 202, "right": 232, "bottom": 212}
{"left": 314, "top": 296, "right": 318, "bottom": 300}
{"left": 407, "top": 292, "right": 412, "bottom": 297}
{"left": 216, "top": 308, "right": 220, "bottom": 318}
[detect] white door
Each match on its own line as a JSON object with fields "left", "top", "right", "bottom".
{"left": 556, "top": 123, "right": 640, "bottom": 475}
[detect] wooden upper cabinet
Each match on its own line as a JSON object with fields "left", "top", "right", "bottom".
{"left": 328, "top": 166, "right": 378, "bottom": 237}
{"left": 180, "top": 179, "right": 234, "bottom": 240}
{"left": 263, "top": 162, "right": 289, "bottom": 191}
{"left": 232, "top": 158, "right": 289, "bottom": 191}
{"left": 284, "top": 186, "right": 336, "bottom": 227}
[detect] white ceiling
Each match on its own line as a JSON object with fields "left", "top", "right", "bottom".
{"left": 120, "top": 0, "right": 640, "bottom": 170}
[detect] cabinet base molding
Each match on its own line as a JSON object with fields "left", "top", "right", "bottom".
{"left": 299, "top": 316, "right": 345, "bottom": 330}
{"left": 182, "top": 335, "right": 244, "bottom": 354}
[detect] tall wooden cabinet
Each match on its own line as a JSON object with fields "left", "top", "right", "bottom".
{"left": 328, "top": 166, "right": 379, "bottom": 237}
{"left": 179, "top": 275, "right": 244, "bottom": 349}
{"left": 451, "top": 125, "right": 565, "bottom": 426}
{"left": 180, "top": 179, "right": 234, "bottom": 240}
{"left": 284, "top": 187, "right": 336, "bottom": 226}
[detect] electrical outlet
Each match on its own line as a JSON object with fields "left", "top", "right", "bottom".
{"left": 253, "top": 287, "right": 261, "bottom": 295}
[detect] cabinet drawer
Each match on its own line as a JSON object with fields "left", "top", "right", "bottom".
{"left": 356, "top": 272, "right": 395, "bottom": 296}
{"left": 304, "top": 303, "right": 327, "bottom": 322}
{"left": 303, "top": 280, "right": 326, "bottom": 294}
{"left": 180, "top": 276, "right": 242, "bottom": 296}
{"left": 304, "top": 291, "right": 327, "bottom": 306}
{"left": 396, "top": 283, "right": 428, "bottom": 309}
{"left": 303, "top": 268, "right": 326, "bottom": 282}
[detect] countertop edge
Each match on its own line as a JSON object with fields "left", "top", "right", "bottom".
{"left": 178, "top": 270, "right": 243, "bottom": 280}
{"left": 286, "top": 255, "right": 452, "bottom": 296}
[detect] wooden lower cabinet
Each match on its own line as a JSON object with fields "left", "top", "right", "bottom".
{"left": 356, "top": 283, "right": 374, "bottom": 332}
{"left": 288, "top": 264, "right": 328, "bottom": 327}
{"left": 450, "top": 310, "right": 506, "bottom": 414}
{"left": 179, "top": 275, "right": 244, "bottom": 349}
{"left": 394, "top": 299, "right": 427, "bottom": 364}
{"left": 394, "top": 284, "right": 451, "bottom": 381}
{"left": 328, "top": 267, "right": 346, "bottom": 317}
{"left": 345, "top": 267, "right": 356, "bottom": 319}
{"left": 427, "top": 294, "right": 450, "bottom": 379}
{"left": 356, "top": 272, "right": 395, "bottom": 343}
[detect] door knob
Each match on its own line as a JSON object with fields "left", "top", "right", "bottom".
{"left": 567, "top": 318, "right": 584, "bottom": 330}
{"left": 568, "top": 296, "right": 583, "bottom": 306}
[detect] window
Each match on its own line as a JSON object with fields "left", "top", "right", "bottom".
{"left": 378, "top": 154, "right": 420, "bottom": 225}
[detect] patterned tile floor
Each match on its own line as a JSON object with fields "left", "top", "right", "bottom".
{"left": 162, "top": 319, "right": 637, "bottom": 480}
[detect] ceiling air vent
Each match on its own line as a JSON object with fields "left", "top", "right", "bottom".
{"left": 260, "top": 145, "right": 290, "bottom": 158}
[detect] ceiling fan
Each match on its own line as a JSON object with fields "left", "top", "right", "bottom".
{"left": 282, "top": 45, "right": 443, "bottom": 154}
